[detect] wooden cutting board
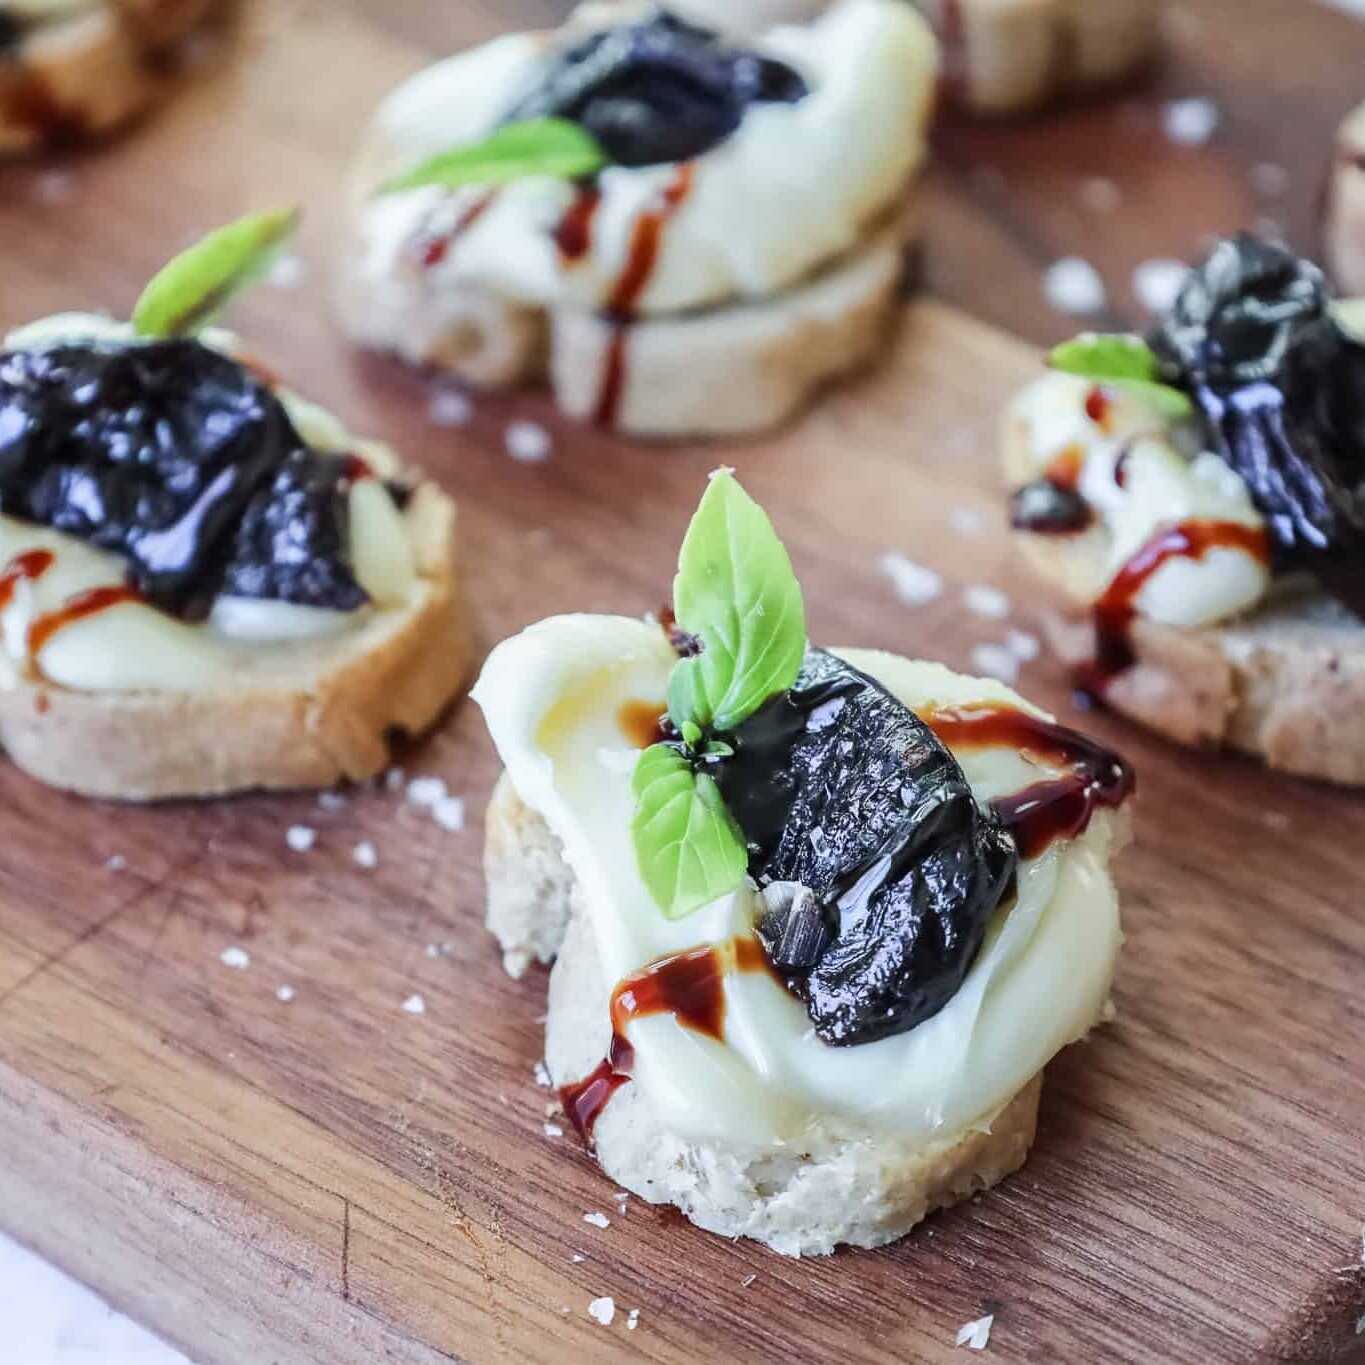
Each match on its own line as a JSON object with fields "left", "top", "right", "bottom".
{"left": 2, "top": 3, "right": 1364, "bottom": 1362}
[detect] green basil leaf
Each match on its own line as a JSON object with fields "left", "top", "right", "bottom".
{"left": 377, "top": 117, "right": 609, "bottom": 196}
{"left": 1049, "top": 334, "right": 1194, "bottom": 420}
{"left": 679, "top": 720, "right": 703, "bottom": 749}
{"left": 667, "top": 470, "right": 806, "bottom": 733}
{"left": 132, "top": 207, "right": 301, "bottom": 339}
{"left": 1049, "top": 333, "right": 1162, "bottom": 385}
{"left": 630, "top": 744, "right": 749, "bottom": 920}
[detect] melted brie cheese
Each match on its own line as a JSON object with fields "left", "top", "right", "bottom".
{"left": 356, "top": 0, "right": 938, "bottom": 319}
{"left": 1010, "top": 371, "right": 1270, "bottom": 628}
{"left": 474, "top": 615, "right": 1123, "bottom": 1146}
{"left": 0, "top": 314, "right": 418, "bottom": 692}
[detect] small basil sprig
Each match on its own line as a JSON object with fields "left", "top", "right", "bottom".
{"left": 132, "top": 207, "right": 301, "bottom": 339}
{"left": 631, "top": 471, "right": 807, "bottom": 920}
{"left": 377, "top": 117, "right": 609, "bottom": 196}
{"left": 1049, "top": 333, "right": 1195, "bottom": 420}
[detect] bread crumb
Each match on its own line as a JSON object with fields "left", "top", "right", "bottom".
{"left": 219, "top": 946, "right": 251, "bottom": 971}
{"left": 588, "top": 1296, "right": 615, "bottom": 1326}
{"left": 878, "top": 552, "right": 942, "bottom": 606}
{"left": 583, "top": 1212, "right": 610, "bottom": 1229}
{"left": 276, "top": 985, "right": 295, "bottom": 1003}
{"left": 544, "top": 1123, "right": 564, "bottom": 1138}
{"left": 1163, "top": 95, "right": 1219, "bottom": 146}
{"left": 506, "top": 420, "right": 552, "bottom": 464}
{"left": 286, "top": 825, "right": 316, "bottom": 852}
{"left": 433, "top": 795, "right": 466, "bottom": 832}
{"left": 407, "top": 776, "right": 447, "bottom": 808}
{"left": 402, "top": 994, "right": 427, "bottom": 1015}
{"left": 1134, "top": 259, "right": 1191, "bottom": 316}
{"left": 353, "top": 841, "right": 378, "bottom": 869}
{"left": 956, "top": 1314, "right": 994, "bottom": 1350}
{"left": 970, "top": 643, "right": 1020, "bottom": 684}
{"left": 627, "top": 1309, "right": 640, "bottom": 1331}
{"left": 963, "top": 585, "right": 1010, "bottom": 620}
{"left": 1043, "top": 257, "right": 1106, "bottom": 315}
{"left": 429, "top": 389, "right": 473, "bottom": 427}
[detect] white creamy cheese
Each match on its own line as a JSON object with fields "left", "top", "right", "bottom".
{"left": 356, "top": 0, "right": 938, "bottom": 319}
{"left": 0, "top": 0, "right": 95, "bottom": 19}
{"left": 1009, "top": 370, "right": 1270, "bottom": 629}
{"left": 0, "top": 314, "right": 418, "bottom": 692}
{"left": 474, "top": 615, "right": 1123, "bottom": 1146}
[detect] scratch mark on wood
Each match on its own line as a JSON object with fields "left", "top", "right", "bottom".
{"left": 342, "top": 1197, "right": 351, "bottom": 1303}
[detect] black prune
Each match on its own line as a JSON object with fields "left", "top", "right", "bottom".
{"left": 503, "top": 11, "right": 808, "bottom": 168}
{"left": 711, "top": 648, "right": 1017, "bottom": 1047}
{"left": 1149, "top": 233, "right": 1365, "bottom": 619}
{"left": 1009, "top": 478, "right": 1094, "bottom": 534}
{"left": 0, "top": 339, "right": 369, "bottom": 617}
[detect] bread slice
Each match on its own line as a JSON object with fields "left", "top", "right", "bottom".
{"left": 1002, "top": 407, "right": 1365, "bottom": 786}
{"left": 0, "top": 482, "right": 474, "bottom": 801}
{"left": 1327, "top": 101, "right": 1365, "bottom": 298}
{"left": 485, "top": 773, "right": 1042, "bottom": 1257}
{"left": 0, "top": 5, "right": 152, "bottom": 154}
{"left": 339, "top": 199, "right": 919, "bottom": 437}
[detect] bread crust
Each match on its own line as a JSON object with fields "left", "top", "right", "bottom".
{"left": 485, "top": 776, "right": 1042, "bottom": 1257}
{"left": 1003, "top": 401, "right": 1365, "bottom": 786}
{"left": 0, "top": 482, "right": 475, "bottom": 801}
{"left": 0, "top": 0, "right": 219, "bottom": 154}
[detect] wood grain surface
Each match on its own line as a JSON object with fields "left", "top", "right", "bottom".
{"left": 1, "top": 2, "right": 1364, "bottom": 1363}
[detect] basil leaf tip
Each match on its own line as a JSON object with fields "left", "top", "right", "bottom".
{"left": 376, "top": 117, "right": 609, "bottom": 196}
{"left": 1049, "top": 332, "right": 1194, "bottom": 420}
{"left": 630, "top": 743, "right": 748, "bottom": 921}
{"left": 131, "top": 206, "right": 301, "bottom": 340}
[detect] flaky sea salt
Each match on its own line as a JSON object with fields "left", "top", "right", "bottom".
{"left": 1043, "top": 257, "right": 1106, "bottom": 315}
{"left": 970, "top": 644, "right": 1020, "bottom": 684}
{"left": 1004, "top": 629, "right": 1040, "bottom": 662}
{"left": 318, "top": 790, "right": 347, "bottom": 812}
{"left": 963, "top": 585, "right": 1010, "bottom": 620}
{"left": 353, "top": 841, "right": 378, "bottom": 869}
{"left": 1251, "top": 161, "right": 1289, "bottom": 199}
{"left": 407, "top": 776, "right": 447, "bottom": 808}
{"left": 106, "top": 854, "right": 127, "bottom": 872}
{"left": 627, "top": 1309, "right": 640, "bottom": 1331}
{"left": 433, "top": 796, "right": 466, "bottom": 832}
{"left": 429, "top": 389, "right": 473, "bottom": 428}
{"left": 1134, "top": 259, "right": 1190, "bottom": 316}
{"left": 402, "top": 994, "right": 427, "bottom": 1015}
{"left": 286, "top": 825, "right": 316, "bottom": 852}
{"left": 220, "top": 947, "right": 251, "bottom": 970}
{"left": 956, "top": 1315, "right": 994, "bottom": 1351}
{"left": 35, "top": 171, "right": 75, "bottom": 206}
{"left": 588, "top": 1296, "right": 615, "bottom": 1326}
{"left": 950, "top": 506, "right": 985, "bottom": 537}
{"left": 583, "top": 1212, "right": 611, "bottom": 1229}
{"left": 572, "top": 1253, "right": 585, "bottom": 1263}
{"left": 1163, "top": 96, "right": 1219, "bottom": 146}
{"left": 1080, "top": 177, "right": 1122, "bottom": 214}
{"left": 534, "top": 1061, "right": 552, "bottom": 1087}
{"left": 544, "top": 1122, "right": 564, "bottom": 1138}
{"left": 878, "top": 552, "right": 943, "bottom": 607}
{"left": 267, "top": 255, "right": 305, "bottom": 289}
{"left": 384, "top": 766, "right": 406, "bottom": 792}
{"left": 276, "top": 985, "right": 295, "bottom": 1003}
{"left": 505, "top": 420, "right": 552, "bottom": 463}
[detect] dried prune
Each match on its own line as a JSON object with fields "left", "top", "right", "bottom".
{"left": 503, "top": 11, "right": 808, "bottom": 168}
{"left": 1009, "top": 478, "right": 1093, "bottom": 534}
{"left": 0, "top": 339, "right": 368, "bottom": 617}
{"left": 711, "top": 648, "right": 1016, "bottom": 1047}
{"left": 1149, "top": 233, "right": 1365, "bottom": 619}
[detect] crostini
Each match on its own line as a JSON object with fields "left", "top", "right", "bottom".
{"left": 339, "top": 0, "right": 937, "bottom": 437}
{"left": 1004, "top": 232, "right": 1365, "bottom": 785}
{"left": 0, "top": 211, "right": 471, "bottom": 799}
{"left": 474, "top": 470, "right": 1133, "bottom": 1255}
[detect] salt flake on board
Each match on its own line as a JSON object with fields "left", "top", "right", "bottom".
{"left": 878, "top": 552, "right": 943, "bottom": 606}
{"left": 956, "top": 1314, "right": 994, "bottom": 1350}
{"left": 588, "top": 1297, "right": 615, "bottom": 1326}
{"left": 1043, "top": 258, "right": 1106, "bottom": 315}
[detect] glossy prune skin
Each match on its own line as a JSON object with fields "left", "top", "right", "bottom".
{"left": 1010, "top": 478, "right": 1093, "bottom": 534}
{"left": 503, "top": 12, "right": 808, "bottom": 168}
{"left": 711, "top": 648, "right": 1017, "bottom": 1048}
{"left": 0, "top": 14, "right": 21, "bottom": 53}
{"left": 1149, "top": 233, "right": 1365, "bottom": 619}
{"left": 0, "top": 340, "right": 366, "bottom": 616}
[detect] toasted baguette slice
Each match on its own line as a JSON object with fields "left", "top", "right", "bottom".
{"left": 1327, "top": 101, "right": 1365, "bottom": 297}
{"left": 0, "top": 5, "right": 151, "bottom": 154}
{"left": 0, "top": 483, "right": 474, "bottom": 801}
{"left": 485, "top": 773, "right": 1041, "bottom": 1257}
{"left": 1003, "top": 407, "right": 1365, "bottom": 786}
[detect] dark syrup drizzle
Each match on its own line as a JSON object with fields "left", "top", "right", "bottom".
{"left": 922, "top": 705, "right": 1135, "bottom": 859}
{"left": 414, "top": 190, "right": 499, "bottom": 269}
{"left": 617, "top": 699, "right": 669, "bottom": 749}
{"left": 27, "top": 584, "right": 144, "bottom": 657}
{"left": 553, "top": 185, "right": 602, "bottom": 263}
{"left": 559, "top": 936, "right": 773, "bottom": 1141}
{"left": 592, "top": 164, "right": 696, "bottom": 429}
{"left": 1009, "top": 443, "right": 1094, "bottom": 534}
{"left": 1077, "top": 519, "right": 1270, "bottom": 696}
{"left": 0, "top": 549, "right": 54, "bottom": 611}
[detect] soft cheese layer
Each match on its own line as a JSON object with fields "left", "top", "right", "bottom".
{"left": 0, "top": 314, "right": 419, "bottom": 693}
{"left": 1010, "top": 371, "right": 1270, "bottom": 628}
{"left": 474, "top": 615, "right": 1123, "bottom": 1146}
{"left": 356, "top": 0, "right": 937, "bottom": 319}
